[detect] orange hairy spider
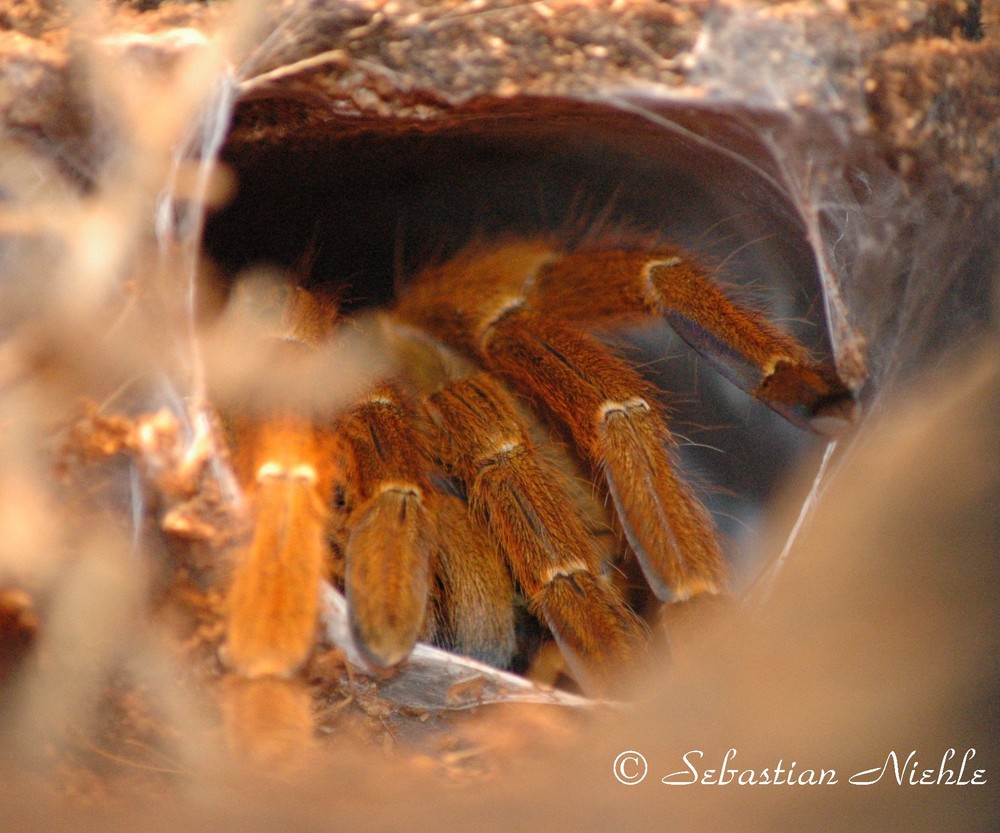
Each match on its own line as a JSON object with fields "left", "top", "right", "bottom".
{"left": 221, "top": 237, "right": 856, "bottom": 697}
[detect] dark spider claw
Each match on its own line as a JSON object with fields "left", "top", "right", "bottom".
{"left": 754, "top": 359, "right": 860, "bottom": 437}
{"left": 345, "top": 487, "right": 431, "bottom": 668}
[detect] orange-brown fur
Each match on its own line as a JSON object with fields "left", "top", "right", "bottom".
{"left": 326, "top": 387, "right": 433, "bottom": 668}
{"left": 223, "top": 236, "right": 851, "bottom": 703}
{"left": 224, "top": 415, "right": 333, "bottom": 679}
{"left": 424, "top": 372, "right": 643, "bottom": 691}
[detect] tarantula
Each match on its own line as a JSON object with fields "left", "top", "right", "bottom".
{"left": 222, "top": 237, "right": 856, "bottom": 697}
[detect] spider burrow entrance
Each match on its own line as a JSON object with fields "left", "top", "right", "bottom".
{"left": 206, "top": 99, "right": 854, "bottom": 699}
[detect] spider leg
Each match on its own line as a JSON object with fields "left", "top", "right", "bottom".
{"left": 394, "top": 240, "right": 724, "bottom": 604}
{"left": 480, "top": 309, "right": 723, "bottom": 603}
{"left": 530, "top": 247, "right": 857, "bottom": 434}
{"left": 328, "top": 388, "right": 433, "bottom": 669}
{"left": 423, "top": 493, "right": 517, "bottom": 669}
{"left": 423, "top": 372, "right": 644, "bottom": 694}
{"left": 224, "top": 415, "right": 331, "bottom": 679}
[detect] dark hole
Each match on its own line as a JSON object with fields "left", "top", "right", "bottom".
{"left": 204, "top": 96, "right": 832, "bottom": 584}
